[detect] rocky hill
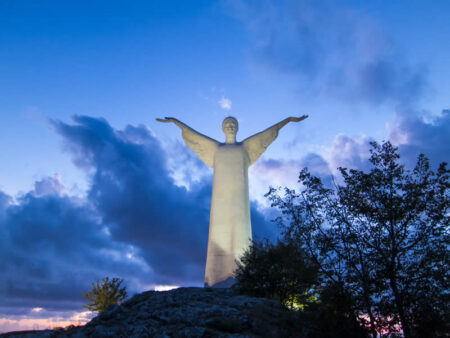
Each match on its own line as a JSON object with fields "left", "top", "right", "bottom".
{"left": 2, "top": 287, "right": 299, "bottom": 337}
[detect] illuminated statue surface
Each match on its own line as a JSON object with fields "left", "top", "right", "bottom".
{"left": 157, "top": 115, "right": 308, "bottom": 287}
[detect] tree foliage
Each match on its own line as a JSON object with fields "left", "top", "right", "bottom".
{"left": 83, "top": 277, "right": 128, "bottom": 313}
{"left": 237, "top": 141, "right": 449, "bottom": 338}
{"left": 235, "top": 240, "right": 369, "bottom": 337}
{"left": 296, "top": 281, "right": 371, "bottom": 338}
{"left": 235, "top": 239, "right": 318, "bottom": 308}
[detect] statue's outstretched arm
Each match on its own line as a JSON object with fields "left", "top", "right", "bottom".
{"left": 243, "top": 115, "right": 308, "bottom": 166}
{"left": 156, "top": 117, "right": 219, "bottom": 167}
{"left": 156, "top": 117, "right": 195, "bottom": 131}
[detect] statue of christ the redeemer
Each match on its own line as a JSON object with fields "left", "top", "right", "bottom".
{"left": 156, "top": 115, "right": 308, "bottom": 287}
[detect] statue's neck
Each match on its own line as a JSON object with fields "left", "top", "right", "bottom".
{"left": 225, "top": 135, "right": 236, "bottom": 144}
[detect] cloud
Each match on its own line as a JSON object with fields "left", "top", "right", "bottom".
{"left": 318, "top": 110, "right": 449, "bottom": 178}
{"left": 33, "top": 174, "right": 67, "bottom": 197}
{"left": 219, "top": 96, "right": 232, "bottom": 110}
{"left": 249, "top": 107, "right": 449, "bottom": 202}
{"left": 0, "top": 185, "right": 144, "bottom": 318}
{"left": 387, "top": 109, "right": 450, "bottom": 167}
{"left": 51, "top": 116, "right": 213, "bottom": 285}
{"left": 328, "top": 134, "right": 373, "bottom": 174}
{"left": 0, "top": 310, "right": 93, "bottom": 333}
{"left": 223, "top": 0, "right": 428, "bottom": 107}
{"left": 165, "top": 140, "right": 213, "bottom": 190}
{"left": 247, "top": 155, "right": 334, "bottom": 240}
{"left": 248, "top": 152, "right": 335, "bottom": 209}
{"left": 249, "top": 158, "right": 303, "bottom": 207}
{"left": 319, "top": 110, "right": 449, "bottom": 179}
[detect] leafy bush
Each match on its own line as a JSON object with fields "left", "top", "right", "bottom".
{"left": 83, "top": 277, "right": 128, "bottom": 313}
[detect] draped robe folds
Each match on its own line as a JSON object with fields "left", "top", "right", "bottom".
{"left": 206, "top": 143, "right": 251, "bottom": 287}
{"left": 180, "top": 123, "right": 280, "bottom": 287}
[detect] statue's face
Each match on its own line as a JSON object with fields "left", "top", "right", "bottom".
{"left": 222, "top": 117, "right": 238, "bottom": 136}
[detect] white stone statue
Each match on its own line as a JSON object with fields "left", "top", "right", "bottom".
{"left": 156, "top": 115, "right": 308, "bottom": 287}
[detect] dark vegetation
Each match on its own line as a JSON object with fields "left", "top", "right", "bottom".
{"left": 83, "top": 277, "right": 128, "bottom": 313}
{"left": 235, "top": 141, "right": 449, "bottom": 338}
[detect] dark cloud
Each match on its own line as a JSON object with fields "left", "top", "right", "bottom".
{"left": 251, "top": 201, "right": 280, "bottom": 242}
{"left": 1, "top": 115, "right": 274, "bottom": 317}
{"left": 51, "top": 116, "right": 212, "bottom": 285}
{"left": 388, "top": 109, "right": 450, "bottom": 167}
{"left": 224, "top": 0, "right": 428, "bottom": 106}
{"left": 0, "top": 187, "right": 143, "bottom": 316}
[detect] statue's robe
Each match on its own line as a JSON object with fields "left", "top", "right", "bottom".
{"left": 180, "top": 123, "right": 281, "bottom": 287}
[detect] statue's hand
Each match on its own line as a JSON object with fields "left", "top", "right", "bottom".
{"left": 289, "top": 115, "right": 308, "bottom": 122}
{"left": 156, "top": 117, "right": 177, "bottom": 123}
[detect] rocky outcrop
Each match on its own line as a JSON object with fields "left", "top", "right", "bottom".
{"left": 2, "top": 287, "right": 298, "bottom": 337}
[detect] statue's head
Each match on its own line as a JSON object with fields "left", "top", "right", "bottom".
{"left": 222, "top": 116, "right": 238, "bottom": 137}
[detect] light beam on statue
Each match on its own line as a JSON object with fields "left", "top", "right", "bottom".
{"left": 157, "top": 115, "right": 308, "bottom": 287}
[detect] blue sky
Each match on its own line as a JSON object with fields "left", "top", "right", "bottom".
{"left": 1, "top": 0, "right": 449, "bottom": 332}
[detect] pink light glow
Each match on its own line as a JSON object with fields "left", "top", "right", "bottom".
{"left": 0, "top": 311, "right": 92, "bottom": 334}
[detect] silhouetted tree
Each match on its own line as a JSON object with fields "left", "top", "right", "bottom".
{"left": 235, "top": 240, "right": 370, "bottom": 337}
{"left": 266, "top": 141, "right": 449, "bottom": 337}
{"left": 235, "top": 239, "right": 318, "bottom": 307}
{"left": 83, "top": 277, "right": 128, "bottom": 313}
{"left": 297, "top": 281, "right": 370, "bottom": 338}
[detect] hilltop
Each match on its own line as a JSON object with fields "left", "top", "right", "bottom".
{"left": 2, "top": 287, "right": 298, "bottom": 337}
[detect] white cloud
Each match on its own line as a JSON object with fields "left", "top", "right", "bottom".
{"left": 219, "top": 96, "right": 232, "bottom": 110}
{"left": 33, "top": 173, "right": 67, "bottom": 197}
{"left": 327, "top": 134, "right": 373, "bottom": 175}
{"left": 249, "top": 159, "right": 303, "bottom": 207}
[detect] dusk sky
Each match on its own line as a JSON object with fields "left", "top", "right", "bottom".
{"left": 1, "top": 0, "right": 449, "bottom": 332}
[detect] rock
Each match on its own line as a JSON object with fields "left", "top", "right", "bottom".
{"left": 1, "top": 288, "right": 298, "bottom": 337}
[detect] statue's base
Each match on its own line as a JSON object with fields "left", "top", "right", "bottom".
{"left": 204, "top": 276, "right": 236, "bottom": 288}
